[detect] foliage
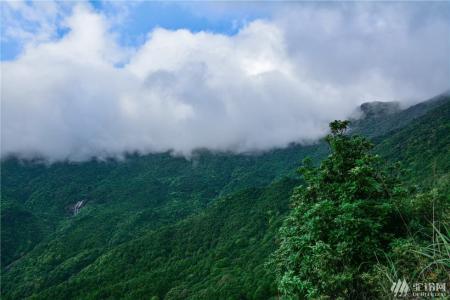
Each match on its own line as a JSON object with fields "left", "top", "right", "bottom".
{"left": 2, "top": 179, "right": 298, "bottom": 300}
{"left": 368, "top": 176, "right": 450, "bottom": 296}
{"left": 375, "top": 97, "right": 450, "bottom": 185}
{"left": 271, "top": 120, "right": 406, "bottom": 299}
{"left": 1, "top": 196, "right": 44, "bottom": 267}
{"left": 1, "top": 144, "right": 326, "bottom": 269}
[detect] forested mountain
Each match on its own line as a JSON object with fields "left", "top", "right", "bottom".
{"left": 1, "top": 94, "right": 449, "bottom": 299}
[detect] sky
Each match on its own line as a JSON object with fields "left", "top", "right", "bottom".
{"left": 1, "top": 1, "right": 450, "bottom": 162}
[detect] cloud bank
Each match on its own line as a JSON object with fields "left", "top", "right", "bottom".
{"left": 2, "top": 2, "right": 449, "bottom": 161}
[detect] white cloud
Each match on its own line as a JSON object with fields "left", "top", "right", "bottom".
{"left": 1, "top": 1, "right": 73, "bottom": 48}
{"left": 1, "top": 3, "right": 449, "bottom": 161}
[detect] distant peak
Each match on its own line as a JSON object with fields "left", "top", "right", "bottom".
{"left": 359, "top": 101, "right": 401, "bottom": 118}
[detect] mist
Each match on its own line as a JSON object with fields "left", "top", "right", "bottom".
{"left": 2, "top": 2, "right": 449, "bottom": 161}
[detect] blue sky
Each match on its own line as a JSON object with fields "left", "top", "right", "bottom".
{"left": 101, "top": 2, "right": 267, "bottom": 48}
{"left": 3, "top": 1, "right": 449, "bottom": 61}
{"left": 1, "top": 1, "right": 271, "bottom": 60}
{"left": 93, "top": 2, "right": 268, "bottom": 33}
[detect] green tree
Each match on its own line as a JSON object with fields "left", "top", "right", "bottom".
{"left": 271, "top": 120, "right": 404, "bottom": 299}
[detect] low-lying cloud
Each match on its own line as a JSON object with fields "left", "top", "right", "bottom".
{"left": 2, "top": 2, "right": 449, "bottom": 161}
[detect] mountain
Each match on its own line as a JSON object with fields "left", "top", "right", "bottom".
{"left": 351, "top": 92, "right": 450, "bottom": 138}
{"left": 1, "top": 94, "right": 449, "bottom": 299}
{"left": 1, "top": 144, "right": 328, "bottom": 269}
{"left": 375, "top": 95, "right": 450, "bottom": 185}
{"left": 359, "top": 101, "right": 401, "bottom": 118}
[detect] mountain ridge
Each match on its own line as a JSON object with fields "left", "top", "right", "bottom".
{"left": 1, "top": 93, "right": 449, "bottom": 299}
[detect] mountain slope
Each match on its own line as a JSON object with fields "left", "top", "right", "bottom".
{"left": 1, "top": 144, "right": 327, "bottom": 269}
{"left": 351, "top": 92, "right": 450, "bottom": 138}
{"left": 1, "top": 94, "right": 449, "bottom": 299}
{"left": 3, "top": 179, "right": 298, "bottom": 300}
{"left": 375, "top": 96, "right": 450, "bottom": 184}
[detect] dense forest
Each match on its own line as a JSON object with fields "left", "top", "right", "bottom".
{"left": 1, "top": 94, "right": 449, "bottom": 299}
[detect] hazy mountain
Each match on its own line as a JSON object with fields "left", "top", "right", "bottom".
{"left": 1, "top": 94, "right": 449, "bottom": 299}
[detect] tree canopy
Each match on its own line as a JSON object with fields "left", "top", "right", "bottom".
{"left": 271, "top": 120, "right": 405, "bottom": 299}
